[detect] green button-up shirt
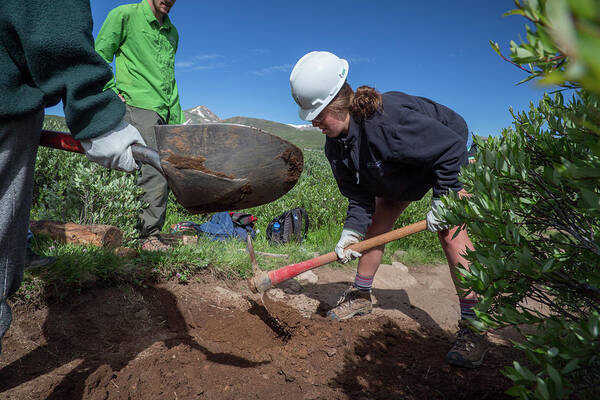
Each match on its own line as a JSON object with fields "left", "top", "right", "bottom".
{"left": 95, "top": 0, "right": 184, "bottom": 125}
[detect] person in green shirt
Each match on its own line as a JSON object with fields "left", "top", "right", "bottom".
{"left": 0, "top": 0, "right": 145, "bottom": 354}
{"left": 95, "top": 0, "right": 184, "bottom": 252}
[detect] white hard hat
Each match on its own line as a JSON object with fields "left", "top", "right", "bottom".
{"left": 290, "top": 51, "right": 349, "bottom": 121}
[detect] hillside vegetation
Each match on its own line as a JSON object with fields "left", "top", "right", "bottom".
{"left": 223, "top": 116, "right": 325, "bottom": 150}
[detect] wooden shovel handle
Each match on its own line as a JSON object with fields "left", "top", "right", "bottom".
{"left": 39, "top": 130, "right": 164, "bottom": 175}
{"left": 253, "top": 219, "right": 427, "bottom": 291}
{"left": 40, "top": 129, "right": 85, "bottom": 153}
{"left": 351, "top": 219, "right": 427, "bottom": 253}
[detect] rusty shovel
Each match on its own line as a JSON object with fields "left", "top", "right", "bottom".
{"left": 40, "top": 123, "right": 304, "bottom": 214}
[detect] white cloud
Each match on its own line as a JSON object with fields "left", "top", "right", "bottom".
{"left": 193, "top": 54, "right": 223, "bottom": 61}
{"left": 252, "top": 63, "right": 293, "bottom": 76}
{"left": 175, "top": 61, "right": 195, "bottom": 68}
{"left": 176, "top": 54, "right": 224, "bottom": 71}
{"left": 191, "top": 65, "right": 219, "bottom": 71}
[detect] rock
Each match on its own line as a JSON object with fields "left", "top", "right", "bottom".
{"left": 392, "top": 249, "right": 408, "bottom": 260}
{"left": 212, "top": 286, "right": 250, "bottom": 310}
{"left": 296, "top": 270, "right": 319, "bottom": 285}
{"left": 391, "top": 261, "right": 409, "bottom": 272}
{"left": 373, "top": 264, "right": 418, "bottom": 289}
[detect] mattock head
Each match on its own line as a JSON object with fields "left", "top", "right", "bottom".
{"left": 246, "top": 234, "right": 261, "bottom": 275}
{"left": 245, "top": 235, "right": 274, "bottom": 293}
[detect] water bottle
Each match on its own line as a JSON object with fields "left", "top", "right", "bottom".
{"left": 272, "top": 222, "right": 281, "bottom": 233}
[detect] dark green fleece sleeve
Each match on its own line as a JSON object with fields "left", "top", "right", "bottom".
{"left": 0, "top": 0, "right": 124, "bottom": 139}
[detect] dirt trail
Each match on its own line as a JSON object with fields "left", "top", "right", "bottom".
{"left": 1, "top": 263, "right": 522, "bottom": 399}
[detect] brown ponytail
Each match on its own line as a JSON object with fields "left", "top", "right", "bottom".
{"left": 325, "top": 83, "right": 383, "bottom": 119}
{"left": 351, "top": 86, "right": 383, "bottom": 119}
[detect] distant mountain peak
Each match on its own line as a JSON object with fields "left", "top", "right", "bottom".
{"left": 287, "top": 123, "right": 320, "bottom": 132}
{"left": 183, "top": 106, "right": 220, "bottom": 124}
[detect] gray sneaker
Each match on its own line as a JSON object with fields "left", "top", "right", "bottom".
{"left": 446, "top": 320, "right": 489, "bottom": 368}
{"left": 326, "top": 286, "right": 373, "bottom": 320}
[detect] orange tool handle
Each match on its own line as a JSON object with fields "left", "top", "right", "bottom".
{"left": 250, "top": 220, "right": 427, "bottom": 292}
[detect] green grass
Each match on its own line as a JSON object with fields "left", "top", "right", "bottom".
{"left": 21, "top": 221, "right": 445, "bottom": 304}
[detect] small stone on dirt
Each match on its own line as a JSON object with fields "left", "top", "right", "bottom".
{"left": 391, "top": 261, "right": 409, "bottom": 272}
{"left": 212, "top": 286, "right": 250, "bottom": 310}
{"left": 374, "top": 263, "right": 417, "bottom": 288}
{"left": 296, "top": 270, "right": 319, "bottom": 285}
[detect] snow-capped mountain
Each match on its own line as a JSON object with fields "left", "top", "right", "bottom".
{"left": 287, "top": 123, "right": 319, "bottom": 131}
{"left": 183, "top": 106, "right": 221, "bottom": 124}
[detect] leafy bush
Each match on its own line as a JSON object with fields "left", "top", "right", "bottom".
{"left": 33, "top": 118, "right": 143, "bottom": 244}
{"left": 444, "top": 1, "right": 600, "bottom": 399}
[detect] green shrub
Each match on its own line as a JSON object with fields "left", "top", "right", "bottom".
{"left": 444, "top": 2, "right": 600, "bottom": 398}
{"left": 33, "top": 118, "right": 143, "bottom": 244}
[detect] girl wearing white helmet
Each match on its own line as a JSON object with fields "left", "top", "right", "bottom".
{"left": 290, "top": 51, "right": 487, "bottom": 369}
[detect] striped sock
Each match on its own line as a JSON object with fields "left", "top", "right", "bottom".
{"left": 353, "top": 273, "right": 374, "bottom": 292}
{"left": 460, "top": 298, "right": 478, "bottom": 320}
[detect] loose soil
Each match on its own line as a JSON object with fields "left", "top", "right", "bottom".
{"left": 1, "top": 263, "right": 524, "bottom": 399}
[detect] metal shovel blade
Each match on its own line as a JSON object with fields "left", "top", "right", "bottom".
{"left": 155, "top": 123, "right": 303, "bottom": 214}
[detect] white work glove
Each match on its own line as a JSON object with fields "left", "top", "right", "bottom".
{"left": 80, "top": 119, "right": 146, "bottom": 173}
{"left": 426, "top": 197, "right": 450, "bottom": 232}
{"left": 335, "top": 229, "right": 363, "bottom": 264}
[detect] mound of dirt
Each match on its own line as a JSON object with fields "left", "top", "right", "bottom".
{"left": 1, "top": 265, "right": 523, "bottom": 399}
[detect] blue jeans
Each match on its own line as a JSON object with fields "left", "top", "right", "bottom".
{"left": 0, "top": 109, "right": 43, "bottom": 353}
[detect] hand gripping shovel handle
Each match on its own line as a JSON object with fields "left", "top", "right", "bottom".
{"left": 39, "top": 130, "right": 164, "bottom": 175}
{"left": 248, "top": 219, "right": 427, "bottom": 293}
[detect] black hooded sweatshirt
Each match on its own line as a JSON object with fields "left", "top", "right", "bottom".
{"left": 324, "top": 91, "right": 468, "bottom": 236}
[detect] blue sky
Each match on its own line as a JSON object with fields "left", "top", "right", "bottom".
{"left": 48, "top": 1, "right": 547, "bottom": 137}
